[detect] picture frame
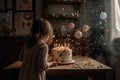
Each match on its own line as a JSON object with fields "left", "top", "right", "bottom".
{"left": 16, "top": 0, "right": 33, "bottom": 10}
{"left": 14, "top": 12, "right": 33, "bottom": 36}
{"left": 0, "top": 11, "right": 13, "bottom": 36}
{"left": 0, "top": 0, "right": 7, "bottom": 11}
{"left": 7, "top": 0, "right": 13, "bottom": 9}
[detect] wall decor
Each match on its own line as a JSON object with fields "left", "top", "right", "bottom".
{"left": 16, "top": 0, "right": 33, "bottom": 10}
{"left": 0, "top": 0, "right": 6, "bottom": 11}
{"left": 0, "top": 11, "right": 12, "bottom": 36}
{"left": 7, "top": 0, "right": 12, "bottom": 9}
{"left": 23, "top": 12, "right": 33, "bottom": 21}
{"left": 14, "top": 12, "right": 33, "bottom": 36}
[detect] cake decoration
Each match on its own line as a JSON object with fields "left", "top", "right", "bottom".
{"left": 51, "top": 43, "right": 75, "bottom": 64}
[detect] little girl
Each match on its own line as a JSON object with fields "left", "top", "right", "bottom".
{"left": 18, "top": 19, "right": 53, "bottom": 80}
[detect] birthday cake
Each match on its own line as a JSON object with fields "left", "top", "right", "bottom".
{"left": 51, "top": 46, "right": 74, "bottom": 64}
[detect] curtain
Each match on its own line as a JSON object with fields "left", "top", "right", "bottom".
{"left": 105, "top": 0, "right": 120, "bottom": 68}
{"left": 111, "top": 0, "right": 120, "bottom": 54}
{"left": 111, "top": 0, "right": 120, "bottom": 40}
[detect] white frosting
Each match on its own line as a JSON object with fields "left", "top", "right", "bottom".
{"left": 51, "top": 47, "right": 72, "bottom": 63}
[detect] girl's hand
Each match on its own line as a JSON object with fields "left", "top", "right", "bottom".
{"left": 48, "top": 62, "right": 53, "bottom": 67}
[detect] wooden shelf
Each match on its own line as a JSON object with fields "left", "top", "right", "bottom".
{"left": 15, "top": 10, "right": 33, "bottom": 12}
{"left": 46, "top": 2, "right": 81, "bottom": 5}
{"left": 44, "top": 0, "right": 81, "bottom": 20}
{"left": 45, "top": 0, "right": 82, "bottom": 5}
{"left": 45, "top": 16, "right": 78, "bottom": 20}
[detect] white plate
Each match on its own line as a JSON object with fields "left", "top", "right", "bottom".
{"left": 58, "top": 60, "right": 75, "bottom": 65}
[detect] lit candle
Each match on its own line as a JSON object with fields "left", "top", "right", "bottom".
{"left": 68, "top": 43, "right": 70, "bottom": 47}
{"left": 64, "top": 43, "right": 66, "bottom": 47}
{"left": 56, "top": 43, "right": 58, "bottom": 47}
{"left": 58, "top": 44, "right": 60, "bottom": 47}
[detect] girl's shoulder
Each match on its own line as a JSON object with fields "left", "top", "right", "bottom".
{"left": 37, "top": 41, "right": 48, "bottom": 48}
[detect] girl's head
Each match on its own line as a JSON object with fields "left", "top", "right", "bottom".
{"left": 28, "top": 19, "right": 53, "bottom": 47}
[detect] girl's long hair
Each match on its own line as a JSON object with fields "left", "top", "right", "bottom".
{"left": 27, "top": 19, "right": 53, "bottom": 48}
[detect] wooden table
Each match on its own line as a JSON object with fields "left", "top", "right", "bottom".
{"left": 1, "top": 56, "right": 112, "bottom": 80}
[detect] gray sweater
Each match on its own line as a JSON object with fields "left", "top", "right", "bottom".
{"left": 18, "top": 41, "right": 48, "bottom": 80}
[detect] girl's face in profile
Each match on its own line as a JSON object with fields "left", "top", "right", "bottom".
{"left": 44, "top": 36, "right": 49, "bottom": 43}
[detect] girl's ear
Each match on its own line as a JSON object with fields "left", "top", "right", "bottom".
{"left": 46, "top": 36, "right": 53, "bottom": 46}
